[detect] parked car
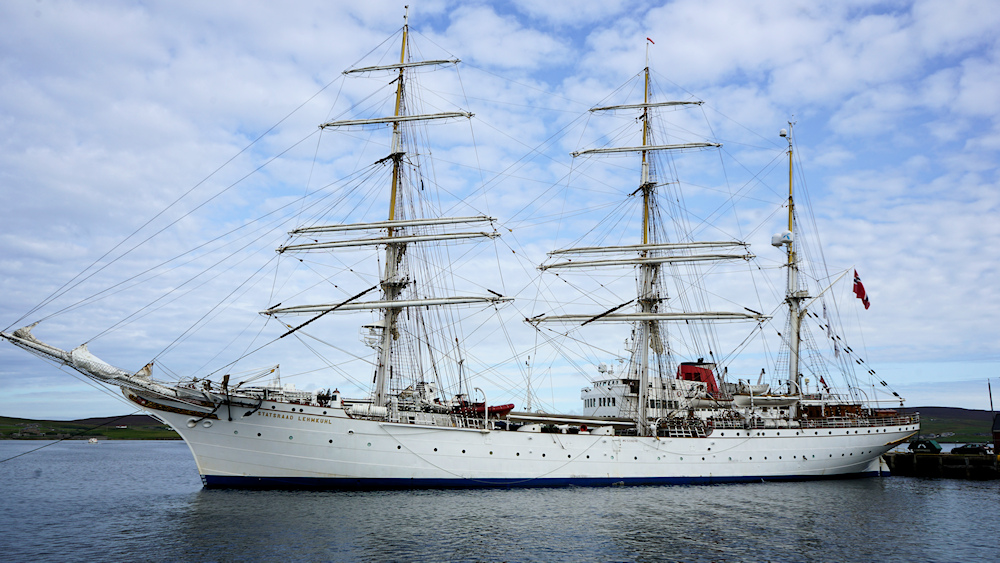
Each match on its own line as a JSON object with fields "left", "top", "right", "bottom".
{"left": 950, "top": 443, "right": 989, "bottom": 455}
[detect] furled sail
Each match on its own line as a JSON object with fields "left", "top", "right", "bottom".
{"left": 291, "top": 216, "right": 495, "bottom": 234}
{"left": 571, "top": 142, "right": 719, "bottom": 157}
{"left": 548, "top": 241, "right": 747, "bottom": 256}
{"left": 343, "top": 59, "right": 460, "bottom": 74}
{"left": 539, "top": 253, "right": 754, "bottom": 270}
{"left": 263, "top": 296, "right": 511, "bottom": 316}
{"left": 1, "top": 323, "right": 178, "bottom": 398}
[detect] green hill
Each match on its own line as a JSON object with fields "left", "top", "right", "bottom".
{"left": 0, "top": 414, "right": 179, "bottom": 440}
{"left": 900, "top": 407, "right": 996, "bottom": 444}
{"left": 1, "top": 407, "right": 995, "bottom": 443}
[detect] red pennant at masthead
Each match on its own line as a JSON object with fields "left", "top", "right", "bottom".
{"left": 647, "top": 37, "right": 655, "bottom": 44}
{"left": 853, "top": 269, "right": 870, "bottom": 310}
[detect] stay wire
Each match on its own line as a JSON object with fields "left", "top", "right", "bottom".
{"left": 9, "top": 73, "right": 350, "bottom": 332}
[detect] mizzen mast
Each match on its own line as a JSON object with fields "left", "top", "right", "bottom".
{"left": 780, "top": 124, "right": 805, "bottom": 398}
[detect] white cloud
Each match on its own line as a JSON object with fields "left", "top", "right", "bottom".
{"left": 427, "top": 5, "right": 569, "bottom": 70}
{"left": 2, "top": 0, "right": 1000, "bottom": 420}
{"left": 510, "top": 0, "right": 634, "bottom": 27}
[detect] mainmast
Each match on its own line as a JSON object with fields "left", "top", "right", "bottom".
{"left": 635, "top": 61, "right": 655, "bottom": 435}
{"left": 530, "top": 49, "right": 766, "bottom": 436}
{"left": 373, "top": 6, "right": 411, "bottom": 407}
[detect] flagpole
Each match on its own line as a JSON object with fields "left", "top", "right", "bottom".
{"left": 989, "top": 379, "right": 994, "bottom": 413}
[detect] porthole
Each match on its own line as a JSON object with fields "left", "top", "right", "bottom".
{"left": 490, "top": 451, "right": 493, "bottom": 455}
{"left": 397, "top": 445, "right": 401, "bottom": 450}
{"left": 234, "top": 431, "right": 238, "bottom": 435}
{"left": 462, "top": 449, "right": 466, "bottom": 454}
{"left": 328, "top": 439, "right": 333, "bottom": 444}
{"left": 586, "top": 455, "right": 590, "bottom": 459}
{"left": 634, "top": 456, "right": 638, "bottom": 460}
{"left": 434, "top": 448, "right": 438, "bottom": 452}
{"left": 701, "top": 457, "right": 705, "bottom": 461}
{"left": 567, "top": 455, "right": 571, "bottom": 459}
{"left": 289, "top": 436, "right": 293, "bottom": 440}
{"left": 542, "top": 453, "right": 546, "bottom": 457}
{"left": 367, "top": 442, "right": 372, "bottom": 447}
{"left": 516, "top": 452, "right": 520, "bottom": 456}
{"left": 257, "top": 433, "right": 261, "bottom": 437}
{"left": 323, "top": 411, "right": 327, "bottom": 415}
{"left": 271, "top": 406, "right": 275, "bottom": 409}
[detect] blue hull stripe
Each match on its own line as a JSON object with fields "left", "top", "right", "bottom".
{"left": 202, "top": 472, "right": 881, "bottom": 490}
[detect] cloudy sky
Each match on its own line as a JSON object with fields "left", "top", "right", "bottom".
{"left": 2, "top": 0, "right": 999, "bottom": 420}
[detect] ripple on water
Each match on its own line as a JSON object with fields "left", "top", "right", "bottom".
{"left": 1, "top": 441, "right": 997, "bottom": 562}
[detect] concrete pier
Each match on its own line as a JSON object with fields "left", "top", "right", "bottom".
{"left": 884, "top": 452, "right": 999, "bottom": 480}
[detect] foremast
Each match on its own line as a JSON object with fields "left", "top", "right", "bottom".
{"left": 266, "top": 8, "right": 509, "bottom": 411}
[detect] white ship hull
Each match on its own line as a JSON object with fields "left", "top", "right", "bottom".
{"left": 138, "top": 393, "right": 917, "bottom": 489}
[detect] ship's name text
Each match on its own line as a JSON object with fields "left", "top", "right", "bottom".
{"left": 256, "top": 411, "right": 332, "bottom": 424}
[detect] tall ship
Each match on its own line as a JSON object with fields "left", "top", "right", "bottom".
{"left": 2, "top": 14, "right": 917, "bottom": 488}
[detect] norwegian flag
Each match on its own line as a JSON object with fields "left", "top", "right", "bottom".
{"left": 853, "top": 270, "right": 870, "bottom": 310}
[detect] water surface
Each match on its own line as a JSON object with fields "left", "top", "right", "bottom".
{"left": 1, "top": 441, "right": 996, "bottom": 562}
